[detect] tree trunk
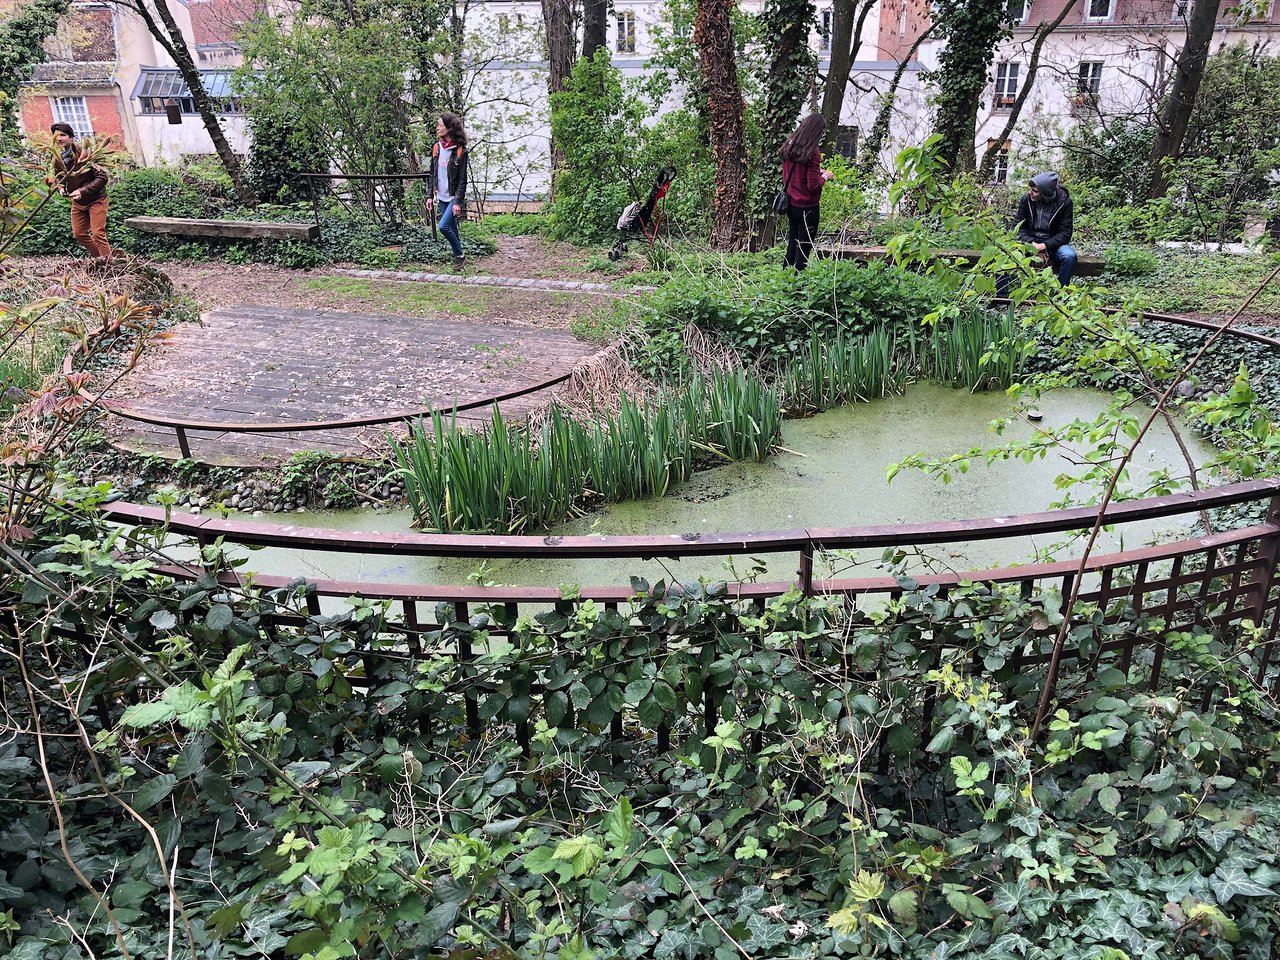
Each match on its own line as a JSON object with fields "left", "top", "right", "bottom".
{"left": 542, "top": 0, "right": 576, "bottom": 198}
{"left": 1146, "top": 0, "right": 1219, "bottom": 199}
{"left": 930, "top": 0, "right": 1011, "bottom": 172}
{"left": 819, "top": 0, "right": 874, "bottom": 156}
{"left": 977, "top": 0, "right": 1080, "bottom": 181}
{"left": 581, "top": 0, "right": 607, "bottom": 59}
{"left": 695, "top": 0, "right": 749, "bottom": 249}
{"left": 123, "top": 0, "right": 258, "bottom": 206}
{"left": 858, "top": 22, "right": 935, "bottom": 176}
{"left": 759, "top": 0, "right": 816, "bottom": 173}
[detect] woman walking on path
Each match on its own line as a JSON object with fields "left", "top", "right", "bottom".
{"left": 49, "top": 123, "right": 112, "bottom": 262}
{"left": 430, "top": 113, "right": 470, "bottom": 271}
{"left": 780, "top": 114, "right": 833, "bottom": 271}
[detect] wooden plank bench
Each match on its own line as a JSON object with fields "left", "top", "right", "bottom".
{"left": 125, "top": 216, "right": 319, "bottom": 242}
{"left": 814, "top": 243, "right": 1106, "bottom": 277}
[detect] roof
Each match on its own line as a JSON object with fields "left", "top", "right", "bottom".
{"left": 26, "top": 61, "right": 115, "bottom": 86}
{"left": 131, "top": 67, "right": 235, "bottom": 100}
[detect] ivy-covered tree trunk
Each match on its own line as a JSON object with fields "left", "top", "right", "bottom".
{"left": 694, "top": 0, "right": 749, "bottom": 250}
{"left": 818, "top": 0, "right": 875, "bottom": 156}
{"left": 930, "top": 0, "right": 1011, "bottom": 173}
{"left": 581, "top": 0, "right": 607, "bottom": 59}
{"left": 1145, "top": 0, "right": 1219, "bottom": 199}
{"left": 115, "top": 0, "right": 257, "bottom": 206}
{"left": 759, "top": 0, "right": 816, "bottom": 166}
{"left": 0, "top": 0, "right": 72, "bottom": 137}
{"left": 977, "top": 0, "right": 1080, "bottom": 181}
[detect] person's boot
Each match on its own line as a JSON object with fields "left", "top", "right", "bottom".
{"left": 453, "top": 255, "right": 465, "bottom": 273}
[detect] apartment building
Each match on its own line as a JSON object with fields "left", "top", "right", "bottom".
{"left": 17, "top": 0, "right": 250, "bottom": 164}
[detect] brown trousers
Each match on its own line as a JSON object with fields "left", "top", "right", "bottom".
{"left": 70, "top": 197, "right": 112, "bottom": 259}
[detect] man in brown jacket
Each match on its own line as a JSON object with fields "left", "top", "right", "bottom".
{"left": 50, "top": 122, "right": 112, "bottom": 261}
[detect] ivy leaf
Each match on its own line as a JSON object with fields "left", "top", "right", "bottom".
{"left": 1097, "top": 786, "right": 1121, "bottom": 814}
{"left": 1211, "top": 863, "right": 1274, "bottom": 902}
{"left": 1140, "top": 766, "right": 1176, "bottom": 792}
{"left": 149, "top": 609, "right": 177, "bottom": 631}
{"left": 415, "top": 900, "right": 459, "bottom": 948}
{"left": 132, "top": 774, "right": 176, "bottom": 812}
{"left": 744, "top": 914, "right": 786, "bottom": 950}
{"left": 603, "top": 796, "right": 633, "bottom": 849}
{"left": 205, "top": 604, "right": 234, "bottom": 633}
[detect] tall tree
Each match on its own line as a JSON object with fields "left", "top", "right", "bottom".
{"left": 541, "top": 0, "right": 575, "bottom": 194}
{"left": 581, "top": 0, "right": 606, "bottom": 59}
{"left": 109, "top": 0, "right": 257, "bottom": 205}
{"left": 0, "top": 0, "right": 73, "bottom": 137}
{"left": 977, "top": 0, "right": 1081, "bottom": 181}
{"left": 1145, "top": 0, "right": 1220, "bottom": 199}
{"left": 694, "top": 0, "right": 749, "bottom": 249}
{"left": 758, "top": 0, "right": 816, "bottom": 170}
{"left": 930, "top": 0, "right": 1013, "bottom": 172}
{"left": 818, "top": 0, "right": 875, "bottom": 156}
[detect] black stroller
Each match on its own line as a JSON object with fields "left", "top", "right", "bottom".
{"left": 607, "top": 166, "right": 676, "bottom": 261}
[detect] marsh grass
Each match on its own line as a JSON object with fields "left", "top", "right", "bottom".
{"left": 393, "top": 370, "right": 783, "bottom": 532}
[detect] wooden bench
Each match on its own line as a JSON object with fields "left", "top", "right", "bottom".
{"left": 814, "top": 243, "right": 1106, "bottom": 277}
{"left": 125, "top": 217, "right": 319, "bottom": 242}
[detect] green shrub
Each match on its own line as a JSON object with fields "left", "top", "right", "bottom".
{"left": 474, "top": 212, "right": 546, "bottom": 237}
{"left": 1102, "top": 243, "right": 1159, "bottom": 278}
{"left": 626, "top": 259, "right": 945, "bottom": 372}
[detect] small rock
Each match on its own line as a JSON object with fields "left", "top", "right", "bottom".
{"left": 252, "top": 510, "right": 263, "bottom": 517}
{"left": 1176, "top": 379, "right": 1197, "bottom": 398}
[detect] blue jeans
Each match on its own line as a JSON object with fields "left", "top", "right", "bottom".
{"left": 436, "top": 200, "right": 463, "bottom": 257}
{"left": 1051, "top": 243, "right": 1078, "bottom": 285}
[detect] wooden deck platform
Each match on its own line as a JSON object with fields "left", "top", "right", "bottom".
{"left": 105, "top": 304, "right": 597, "bottom": 466}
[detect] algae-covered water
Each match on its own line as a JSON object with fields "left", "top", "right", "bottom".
{"left": 212, "top": 383, "right": 1215, "bottom": 590}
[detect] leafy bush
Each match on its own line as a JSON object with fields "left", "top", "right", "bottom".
{"left": 549, "top": 50, "right": 715, "bottom": 244}
{"left": 1102, "top": 243, "right": 1159, "bottom": 278}
{"left": 473, "top": 212, "right": 546, "bottom": 237}
{"left": 626, "top": 259, "right": 945, "bottom": 372}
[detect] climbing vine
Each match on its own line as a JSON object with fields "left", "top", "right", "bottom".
{"left": 928, "top": 0, "right": 1012, "bottom": 172}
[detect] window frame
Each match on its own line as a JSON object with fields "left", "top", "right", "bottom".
{"left": 1007, "top": 0, "right": 1031, "bottom": 24}
{"left": 994, "top": 61, "right": 1020, "bottom": 109}
{"left": 616, "top": 10, "right": 637, "bottom": 54}
{"left": 820, "top": 9, "right": 832, "bottom": 52}
{"left": 1076, "top": 60, "right": 1103, "bottom": 96}
{"left": 50, "top": 95, "right": 93, "bottom": 138}
{"left": 1085, "top": 0, "right": 1114, "bottom": 22}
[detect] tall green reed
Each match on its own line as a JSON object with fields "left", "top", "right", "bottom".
{"left": 392, "top": 371, "right": 782, "bottom": 533}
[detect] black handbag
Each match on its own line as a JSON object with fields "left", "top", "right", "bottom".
{"left": 771, "top": 160, "right": 794, "bottom": 214}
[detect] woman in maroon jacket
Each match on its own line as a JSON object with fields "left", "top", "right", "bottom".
{"left": 780, "top": 113, "right": 833, "bottom": 271}
{"left": 49, "top": 123, "right": 112, "bottom": 261}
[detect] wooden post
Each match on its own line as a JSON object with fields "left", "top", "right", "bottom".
{"left": 175, "top": 426, "right": 191, "bottom": 460}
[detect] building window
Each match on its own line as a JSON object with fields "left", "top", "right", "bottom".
{"left": 994, "top": 61, "right": 1019, "bottom": 109}
{"left": 1077, "top": 61, "right": 1103, "bottom": 95}
{"left": 1086, "top": 0, "right": 1114, "bottom": 20}
{"left": 834, "top": 125, "right": 859, "bottom": 160}
{"left": 134, "top": 68, "right": 242, "bottom": 116}
{"left": 616, "top": 11, "right": 636, "bottom": 53}
{"left": 1007, "top": 0, "right": 1030, "bottom": 23}
{"left": 51, "top": 96, "right": 93, "bottom": 138}
{"left": 993, "top": 150, "right": 1010, "bottom": 184}
{"left": 820, "top": 9, "right": 832, "bottom": 51}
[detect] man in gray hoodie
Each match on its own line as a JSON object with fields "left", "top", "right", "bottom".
{"left": 1014, "top": 171, "right": 1077, "bottom": 285}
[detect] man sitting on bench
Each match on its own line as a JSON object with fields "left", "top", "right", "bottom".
{"left": 1014, "top": 172, "right": 1076, "bottom": 285}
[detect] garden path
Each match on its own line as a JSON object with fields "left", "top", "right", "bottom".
{"left": 105, "top": 302, "right": 599, "bottom": 466}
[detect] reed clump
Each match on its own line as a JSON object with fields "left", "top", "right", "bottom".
{"left": 392, "top": 369, "right": 782, "bottom": 532}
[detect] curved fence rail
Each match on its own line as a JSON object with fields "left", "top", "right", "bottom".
{"left": 74, "top": 305, "right": 1280, "bottom": 463}
{"left": 107, "top": 479, "right": 1280, "bottom": 705}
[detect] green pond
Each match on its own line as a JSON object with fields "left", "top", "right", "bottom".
{"left": 212, "top": 383, "right": 1215, "bottom": 591}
